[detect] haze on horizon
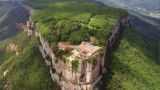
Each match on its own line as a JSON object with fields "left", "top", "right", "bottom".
{"left": 96, "top": 0, "right": 160, "bottom": 15}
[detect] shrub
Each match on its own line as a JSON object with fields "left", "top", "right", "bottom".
{"left": 87, "top": 57, "right": 97, "bottom": 65}
{"left": 71, "top": 60, "right": 79, "bottom": 72}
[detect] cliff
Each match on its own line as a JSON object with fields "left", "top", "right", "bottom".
{"left": 25, "top": 0, "right": 130, "bottom": 90}
{"left": 26, "top": 15, "right": 130, "bottom": 90}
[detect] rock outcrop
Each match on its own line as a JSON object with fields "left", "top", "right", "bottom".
{"left": 6, "top": 43, "right": 19, "bottom": 56}
{"left": 26, "top": 16, "right": 130, "bottom": 90}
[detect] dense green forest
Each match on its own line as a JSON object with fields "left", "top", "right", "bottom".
{"left": 28, "top": 0, "right": 129, "bottom": 75}
{"left": 28, "top": 0, "right": 128, "bottom": 46}
{"left": 0, "top": 32, "right": 60, "bottom": 90}
{"left": 106, "top": 27, "right": 160, "bottom": 90}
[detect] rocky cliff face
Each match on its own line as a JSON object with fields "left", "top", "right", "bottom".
{"left": 26, "top": 16, "right": 130, "bottom": 90}
{"left": 34, "top": 30, "right": 102, "bottom": 90}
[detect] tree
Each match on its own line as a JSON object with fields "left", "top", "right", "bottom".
{"left": 67, "top": 33, "right": 83, "bottom": 44}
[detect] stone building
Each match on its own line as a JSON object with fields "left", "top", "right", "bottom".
{"left": 58, "top": 42, "right": 104, "bottom": 90}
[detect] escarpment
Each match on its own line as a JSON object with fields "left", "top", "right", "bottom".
{"left": 24, "top": 0, "right": 130, "bottom": 90}
{"left": 26, "top": 15, "right": 130, "bottom": 90}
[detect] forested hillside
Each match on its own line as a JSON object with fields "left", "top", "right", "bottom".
{"left": 0, "top": 1, "right": 29, "bottom": 41}
{"left": 107, "top": 27, "right": 160, "bottom": 90}
{"left": 28, "top": 0, "right": 128, "bottom": 46}
{"left": 0, "top": 32, "right": 60, "bottom": 90}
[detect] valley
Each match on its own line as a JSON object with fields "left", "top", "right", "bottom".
{"left": 0, "top": 1, "right": 29, "bottom": 41}
{"left": 96, "top": 0, "right": 160, "bottom": 18}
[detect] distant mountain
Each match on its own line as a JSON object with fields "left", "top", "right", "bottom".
{"left": 96, "top": 0, "right": 160, "bottom": 41}
{"left": 0, "top": 4, "right": 29, "bottom": 40}
{"left": 96, "top": 0, "right": 160, "bottom": 18}
{"left": 112, "top": 0, "right": 159, "bottom": 12}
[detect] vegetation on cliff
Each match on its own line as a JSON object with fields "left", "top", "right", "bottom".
{"left": 29, "top": 0, "right": 128, "bottom": 46}
{"left": 105, "top": 27, "right": 160, "bottom": 90}
{"left": 27, "top": 0, "right": 129, "bottom": 74}
{"left": 0, "top": 32, "right": 60, "bottom": 90}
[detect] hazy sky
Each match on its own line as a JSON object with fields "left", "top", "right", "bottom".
{"left": 97, "top": 0, "right": 160, "bottom": 13}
